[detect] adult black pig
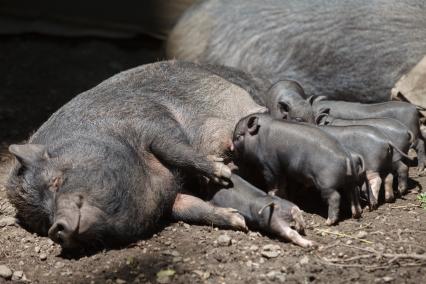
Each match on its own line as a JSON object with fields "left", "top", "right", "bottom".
{"left": 7, "top": 61, "right": 291, "bottom": 249}
{"left": 167, "top": 0, "right": 426, "bottom": 103}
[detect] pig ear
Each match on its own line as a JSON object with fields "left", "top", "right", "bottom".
{"left": 278, "top": 101, "right": 290, "bottom": 113}
{"left": 247, "top": 116, "right": 260, "bottom": 135}
{"left": 9, "top": 144, "right": 49, "bottom": 167}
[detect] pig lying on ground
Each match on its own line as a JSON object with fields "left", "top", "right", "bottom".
{"left": 167, "top": 0, "right": 426, "bottom": 103}
{"left": 311, "top": 99, "right": 425, "bottom": 172}
{"left": 317, "top": 115, "right": 414, "bottom": 195}
{"left": 232, "top": 113, "right": 363, "bottom": 225}
{"left": 318, "top": 125, "right": 412, "bottom": 209}
{"left": 6, "top": 60, "right": 316, "bottom": 249}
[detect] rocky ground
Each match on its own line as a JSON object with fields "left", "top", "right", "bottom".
{"left": 0, "top": 35, "right": 426, "bottom": 283}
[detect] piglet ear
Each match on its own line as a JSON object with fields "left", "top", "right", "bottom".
{"left": 247, "top": 116, "right": 260, "bottom": 135}
{"left": 9, "top": 144, "right": 49, "bottom": 167}
{"left": 307, "top": 95, "right": 327, "bottom": 105}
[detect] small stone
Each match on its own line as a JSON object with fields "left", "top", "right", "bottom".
{"left": 172, "top": 257, "right": 182, "bottom": 263}
{"left": 249, "top": 245, "right": 259, "bottom": 251}
{"left": 34, "top": 246, "right": 41, "bottom": 253}
{"left": 55, "top": 261, "right": 64, "bottom": 269}
{"left": 0, "top": 216, "right": 16, "bottom": 227}
{"left": 300, "top": 256, "right": 310, "bottom": 265}
{"left": 156, "top": 269, "right": 175, "bottom": 284}
{"left": 12, "top": 271, "right": 24, "bottom": 281}
{"left": 116, "top": 279, "right": 126, "bottom": 284}
{"left": 18, "top": 261, "right": 24, "bottom": 266}
{"left": 346, "top": 240, "right": 353, "bottom": 245}
{"left": 217, "top": 234, "right": 232, "bottom": 246}
{"left": 416, "top": 248, "right": 425, "bottom": 254}
{"left": 183, "top": 223, "right": 190, "bottom": 229}
{"left": 39, "top": 253, "right": 47, "bottom": 261}
{"left": 356, "top": 231, "right": 368, "bottom": 239}
{"left": 0, "top": 265, "right": 13, "bottom": 279}
{"left": 383, "top": 276, "right": 394, "bottom": 283}
{"left": 261, "top": 244, "right": 281, "bottom": 258}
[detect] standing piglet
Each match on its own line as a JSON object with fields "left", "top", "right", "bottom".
{"left": 318, "top": 125, "right": 412, "bottom": 208}
{"left": 312, "top": 99, "right": 425, "bottom": 172}
{"left": 317, "top": 115, "right": 414, "bottom": 195}
{"left": 232, "top": 113, "right": 363, "bottom": 225}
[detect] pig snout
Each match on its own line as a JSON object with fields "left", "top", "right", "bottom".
{"left": 48, "top": 217, "right": 78, "bottom": 248}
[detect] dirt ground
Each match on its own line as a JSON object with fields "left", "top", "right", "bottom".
{"left": 0, "top": 35, "right": 426, "bottom": 284}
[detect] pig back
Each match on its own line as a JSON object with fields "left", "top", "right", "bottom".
{"left": 168, "top": 0, "right": 426, "bottom": 102}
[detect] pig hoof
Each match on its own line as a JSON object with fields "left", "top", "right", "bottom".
{"left": 216, "top": 207, "right": 248, "bottom": 232}
{"left": 352, "top": 210, "right": 362, "bottom": 219}
{"left": 398, "top": 187, "right": 408, "bottom": 196}
{"left": 385, "top": 195, "right": 395, "bottom": 203}
{"left": 325, "top": 217, "right": 338, "bottom": 226}
{"left": 417, "top": 168, "right": 426, "bottom": 177}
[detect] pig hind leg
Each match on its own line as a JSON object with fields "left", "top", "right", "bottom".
{"left": 414, "top": 138, "right": 426, "bottom": 173}
{"left": 366, "top": 171, "right": 382, "bottom": 203}
{"left": 171, "top": 193, "right": 247, "bottom": 231}
{"left": 393, "top": 161, "right": 409, "bottom": 195}
{"left": 383, "top": 173, "right": 395, "bottom": 202}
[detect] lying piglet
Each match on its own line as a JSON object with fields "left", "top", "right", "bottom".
{"left": 210, "top": 174, "right": 316, "bottom": 248}
{"left": 232, "top": 113, "right": 363, "bottom": 225}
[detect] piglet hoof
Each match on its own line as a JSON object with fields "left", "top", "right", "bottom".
{"left": 417, "top": 167, "right": 426, "bottom": 177}
{"left": 398, "top": 186, "right": 408, "bottom": 196}
{"left": 325, "top": 217, "right": 338, "bottom": 226}
{"left": 302, "top": 240, "right": 318, "bottom": 249}
{"left": 215, "top": 207, "right": 248, "bottom": 232}
{"left": 384, "top": 194, "right": 395, "bottom": 203}
{"left": 208, "top": 155, "right": 232, "bottom": 186}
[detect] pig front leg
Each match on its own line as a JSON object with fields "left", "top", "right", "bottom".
{"left": 171, "top": 193, "right": 247, "bottom": 231}
{"left": 319, "top": 189, "right": 341, "bottom": 225}
{"left": 150, "top": 133, "right": 231, "bottom": 186}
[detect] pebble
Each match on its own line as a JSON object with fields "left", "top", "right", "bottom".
{"left": 183, "top": 223, "right": 190, "bottom": 229}
{"left": 0, "top": 265, "right": 13, "bottom": 279}
{"left": 266, "top": 271, "right": 286, "bottom": 283}
{"left": 116, "top": 279, "right": 126, "bottom": 284}
{"left": 299, "top": 256, "right": 310, "bottom": 265}
{"left": 39, "top": 253, "right": 47, "bottom": 261}
{"left": 356, "top": 231, "right": 368, "bottom": 239}
{"left": 217, "top": 234, "right": 232, "bottom": 246}
{"left": 382, "top": 276, "right": 394, "bottom": 283}
{"left": 12, "top": 271, "right": 23, "bottom": 281}
{"left": 249, "top": 245, "right": 259, "bottom": 251}
{"left": 261, "top": 244, "right": 281, "bottom": 259}
{"left": 0, "top": 216, "right": 16, "bottom": 227}
{"left": 34, "top": 246, "right": 41, "bottom": 253}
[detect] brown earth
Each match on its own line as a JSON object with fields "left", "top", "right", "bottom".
{"left": 0, "top": 35, "right": 426, "bottom": 284}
